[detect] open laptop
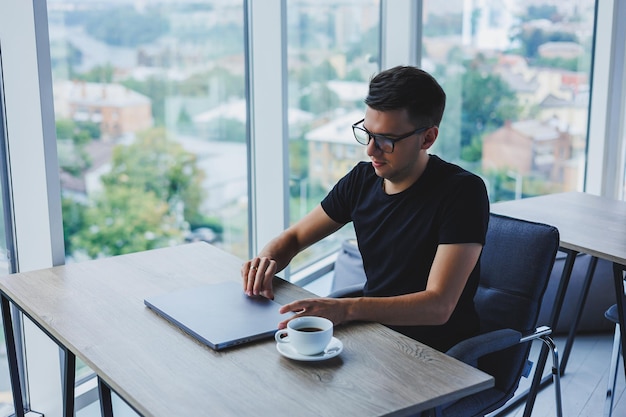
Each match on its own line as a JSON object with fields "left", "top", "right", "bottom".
{"left": 144, "top": 281, "right": 291, "bottom": 350}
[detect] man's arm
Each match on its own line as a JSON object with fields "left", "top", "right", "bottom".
{"left": 278, "top": 243, "right": 483, "bottom": 328}
{"left": 242, "top": 204, "right": 344, "bottom": 299}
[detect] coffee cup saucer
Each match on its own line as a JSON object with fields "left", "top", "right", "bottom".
{"left": 276, "top": 337, "right": 343, "bottom": 361}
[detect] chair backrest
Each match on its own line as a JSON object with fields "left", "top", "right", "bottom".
{"left": 475, "top": 213, "right": 560, "bottom": 393}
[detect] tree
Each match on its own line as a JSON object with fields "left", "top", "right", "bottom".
{"left": 101, "top": 127, "right": 205, "bottom": 221}
{"left": 460, "top": 61, "right": 519, "bottom": 150}
{"left": 122, "top": 77, "right": 168, "bottom": 126}
{"left": 70, "top": 127, "right": 207, "bottom": 258}
{"left": 56, "top": 119, "right": 98, "bottom": 175}
{"left": 70, "top": 185, "right": 179, "bottom": 258}
{"left": 79, "top": 6, "right": 170, "bottom": 47}
{"left": 299, "top": 83, "right": 340, "bottom": 115}
{"left": 512, "top": 28, "right": 577, "bottom": 59}
{"left": 74, "top": 64, "right": 115, "bottom": 83}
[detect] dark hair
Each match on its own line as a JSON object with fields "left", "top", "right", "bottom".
{"left": 365, "top": 66, "right": 446, "bottom": 127}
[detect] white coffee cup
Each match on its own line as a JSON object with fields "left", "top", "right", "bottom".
{"left": 275, "top": 316, "right": 333, "bottom": 355}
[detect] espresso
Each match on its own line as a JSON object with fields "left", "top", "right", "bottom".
{"left": 296, "top": 327, "right": 323, "bottom": 332}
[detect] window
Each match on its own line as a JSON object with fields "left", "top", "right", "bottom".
{"left": 286, "top": 0, "right": 380, "bottom": 270}
{"left": 423, "top": 0, "right": 595, "bottom": 202}
{"left": 49, "top": 1, "right": 248, "bottom": 264}
{"left": 49, "top": 0, "right": 246, "bottom": 413}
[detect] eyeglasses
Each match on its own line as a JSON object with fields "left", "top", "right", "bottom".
{"left": 351, "top": 119, "right": 430, "bottom": 153}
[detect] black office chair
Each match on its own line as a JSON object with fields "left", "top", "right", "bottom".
{"left": 604, "top": 304, "right": 622, "bottom": 417}
{"left": 329, "top": 213, "right": 563, "bottom": 417}
{"left": 437, "top": 213, "right": 563, "bottom": 417}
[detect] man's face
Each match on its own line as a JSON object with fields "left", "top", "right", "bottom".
{"left": 363, "top": 107, "right": 435, "bottom": 188}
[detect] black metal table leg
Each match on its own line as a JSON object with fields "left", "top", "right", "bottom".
{"left": 559, "top": 255, "right": 598, "bottom": 374}
{"left": 613, "top": 263, "right": 626, "bottom": 379}
{"left": 519, "top": 248, "right": 577, "bottom": 417}
{"left": 1, "top": 294, "right": 25, "bottom": 417}
{"left": 62, "top": 347, "right": 76, "bottom": 417}
{"left": 98, "top": 377, "right": 114, "bottom": 417}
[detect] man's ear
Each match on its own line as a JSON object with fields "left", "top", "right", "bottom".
{"left": 421, "top": 126, "right": 438, "bottom": 150}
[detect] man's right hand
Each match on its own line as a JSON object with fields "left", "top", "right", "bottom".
{"left": 241, "top": 256, "right": 277, "bottom": 299}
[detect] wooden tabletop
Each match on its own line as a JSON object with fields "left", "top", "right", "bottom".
{"left": 0, "top": 242, "right": 493, "bottom": 417}
{"left": 491, "top": 192, "right": 626, "bottom": 265}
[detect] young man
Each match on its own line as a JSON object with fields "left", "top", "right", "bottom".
{"left": 242, "top": 66, "right": 489, "bottom": 352}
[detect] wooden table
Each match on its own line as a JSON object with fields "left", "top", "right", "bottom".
{"left": 0, "top": 242, "right": 494, "bottom": 417}
{"left": 491, "top": 191, "right": 626, "bottom": 417}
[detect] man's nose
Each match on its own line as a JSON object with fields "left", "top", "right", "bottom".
{"left": 366, "top": 137, "right": 381, "bottom": 155}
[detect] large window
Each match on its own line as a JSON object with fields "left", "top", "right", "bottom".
{"left": 286, "top": 0, "right": 380, "bottom": 270}
{"left": 47, "top": 0, "right": 247, "bottom": 406}
{"left": 49, "top": 1, "right": 248, "bottom": 263}
{"left": 423, "top": 0, "right": 595, "bottom": 202}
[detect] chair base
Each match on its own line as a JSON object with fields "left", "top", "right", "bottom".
{"left": 540, "top": 335, "right": 563, "bottom": 417}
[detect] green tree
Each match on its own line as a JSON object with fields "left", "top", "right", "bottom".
{"left": 289, "top": 136, "right": 309, "bottom": 181}
{"left": 121, "top": 67, "right": 245, "bottom": 127}
{"left": 523, "top": 5, "right": 560, "bottom": 22}
{"left": 74, "top": 64, "right": 115, "bottom": 83}
{"left": 78, "top": 6, "right": 170, "bottom": 47}
{"left": 56, "top": 119, "right": 98, "bottom": 175}
{"left": 70, "top": 185, "right": 179, "bottom": 258}
{"left": 217, "top": 118, "right": 246, "bottom": 143}
{"left": 61, "top": 196, "right": 87, "bottom": 256}
{"left": 299, "top": 83, "right": 340, "bottom": 115}
{"left": 101, "top": 127, "right": 206, "bottom": 222}
{"left": 512, "top": 28, "right": 577, "bottom": 59}
{"left": 69, "top": 127, "right": 207, "bottom": 258}
{"left": 460, "top": 61, "right": 519, "bottom": 150}
{"left": 122, "top": 77, "right": 168, "bottom": 126}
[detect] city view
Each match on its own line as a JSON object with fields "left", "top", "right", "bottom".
{"left": 48, "top": 0, "right": 594, "bottom": 267}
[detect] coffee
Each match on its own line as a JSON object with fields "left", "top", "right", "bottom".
{"left": 296, "top": 327, "right": 322, "bottom": 332}
{"left": 275, "top": 316, "right": 334, "bottom": 355}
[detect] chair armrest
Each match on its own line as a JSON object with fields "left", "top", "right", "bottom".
{"left": 327, "top": 283, "right": 364, "bottom": 298}
{"left": 446, "top": 328, "right": 522, "bottom": 367}
{"left": 520, "top": 325, "right": 552, "bottom": 343}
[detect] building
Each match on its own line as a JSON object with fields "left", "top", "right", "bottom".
{"left": 305, "top": 110, "right": 368, "bottom": 191}
{"left": 482, "top": 119, "right": 574, "bottom": 188}
{"left": 54, "top": 80, "right": 153, "bottom": 139}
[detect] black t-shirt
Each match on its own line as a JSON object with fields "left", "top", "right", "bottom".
{"left": 321, "top": 155, "right": 489, "bottom": 351}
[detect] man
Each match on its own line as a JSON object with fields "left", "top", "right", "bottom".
{"left": 242, "top": 66, "right": 489, "bottom": 352}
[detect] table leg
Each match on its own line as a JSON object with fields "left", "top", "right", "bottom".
{"left": 488, "top": 249, "right": 579, "bottom": 417}
{"left": 613, "top": 263, "right": 626, "bottom": 379}
{"left": 61, "top": 347, "right": 76, "bottom": 417}
{"left": 1, "top": 294, "right": 25, "bottom": 417}
{"left": 98, "top": 377, "right": 114, "bottom": 417}
{"left": 522, "top": 248, "right": 578, "bottom": 417}
{"left": 559, "top": 255, "right": 598, "bottom": 374}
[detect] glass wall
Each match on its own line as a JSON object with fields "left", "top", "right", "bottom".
{"left": 48, "top": 0, "right": 248, "bottom": 263}
{"left": 45, "top": 0, "right": 599, "bottom": 275}
{"left": 47, "top": 0, "right": 247, "bottom": 408}
{"left": 423, "top": 0, "right": 595, "bottom": 202}
{"left": 286, "top": 0, "right": 380, "bottom": 269}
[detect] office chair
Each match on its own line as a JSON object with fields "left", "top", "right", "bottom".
{"left": 437, "top": 213, "right": 562, "bottom": 417}
{"left": 329, "top": 213, "right": 563, "bottom": 417}
{"left": 604, "top": 304, "right": 622, "bottom": 417}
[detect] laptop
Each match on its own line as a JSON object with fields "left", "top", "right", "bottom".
{"left": 144, "top": 281, "right": 291, "bottom": 350}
